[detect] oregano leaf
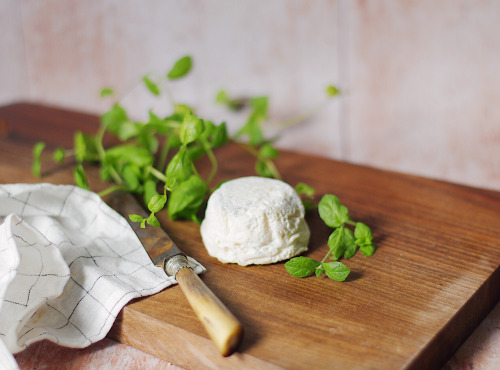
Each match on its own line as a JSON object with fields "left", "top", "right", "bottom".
{"left": 148, "top": 194, "right": 167, "bottom": 213}
{"left": 147, "top": 213, "right": 161, "bottom": 227}
{"left": 322, "top": 262, "right": 350, "bottom": 281}
{"left": 167, "top": 56, "right": 192, "bottom": 79}
{"left": 179, "top": 114, "right": 204, "bottom": 145}
{"left": 73, "top": 164, "right": 89, "bottom": 190}
{"left": 284, "top": 257, "right": 321, "bottom": 278}
{"left": 343, "top": 228, "right": 357, "bottom": 259}
{"left": 142, "top": 75, "right": 160, "bottom": 96}
{"left": 32, "top": 142, "right": 45, "bottom": 177}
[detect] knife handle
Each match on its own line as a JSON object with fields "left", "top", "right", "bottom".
{"left": 174, "top": 266, "right": 244, "bottom": 356}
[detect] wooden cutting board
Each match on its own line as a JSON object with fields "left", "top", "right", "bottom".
{"left": 1, "top": 103, "right": 499, "bottom": 369}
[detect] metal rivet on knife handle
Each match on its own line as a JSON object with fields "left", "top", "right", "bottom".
{"left": 108, "top": 191, "right": 244, "bottom": 356}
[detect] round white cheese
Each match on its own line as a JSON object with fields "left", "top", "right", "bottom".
{"left": 200, "top": 176, "right": 310, "bottom": 266}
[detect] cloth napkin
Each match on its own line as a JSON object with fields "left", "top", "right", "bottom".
{"left": 0, "top": 183, "right": 204, "bottom": 369}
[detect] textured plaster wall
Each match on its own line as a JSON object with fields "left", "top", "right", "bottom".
{"left": 1, "top": 0, "right": 499, "bottom": 190}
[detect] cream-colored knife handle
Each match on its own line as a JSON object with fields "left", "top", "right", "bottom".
{"left": 165, "top": 254, "right": 243, "bottom": 356}
{"left": 174, "top": 266, "right": 243, "bottom": 356}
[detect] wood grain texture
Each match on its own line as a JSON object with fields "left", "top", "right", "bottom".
{"left": 1, "top": 103, "right": 500, "bottom": 369}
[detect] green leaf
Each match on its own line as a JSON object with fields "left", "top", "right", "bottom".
{"left": 259, "top": 143, "right": 279, "bottom": 159}
{"left": 142, "top": 75, "right": 160, "bottom": 96}
{"left": 100, "top": 104, "right": 140, "bottom": 139}
{"left": 104, "top": 144, "right": 154, "bottom": 167}
{"left": 99, "top": 165, "right": 112, "bottom": 182}
{"left": 101, "top": 104, "right": 128, "bottom": 132}
{"left": 326, "top": 85, "right": 340, "bottom": 97}
{"left": 147, "top": 213, "right": 161, "bottom": 227}
{"left": 166, "top": 147, "right": 192, "bottom": 189}
{"left": 318, "top": 194, "right": 349, "bottom": 228}
{"left": 295, "top": 182, "right": 315, "bottom": 198}
{"left": 129, "top": 214, "right": 144, "bottom": 223}
{"left": 355, "top": 222, "right": 374, "bottom": 247}
{"left": 143, "top": 179, "right": 159, "bottom": 206}
{"left": 284, "top": 257, "right": 321, "bottom": 278}
{"left": 52, "top": 147, "right": 65, "bottom": 163}
{"left": 74, "top": 131, "right": 99, "bottom": 162}
{"left": 166, "top": 134, "right": 182, "bottom": 150}
{"left": 73, "top": 164, "right": 89, "bottom": 190}
{"left": 129, "top": 214, "right": 148, "bottom": 229}
{"left": 342, "top": 228, "right": 357, "bottom": 259}
{"left": 148, "top": 194, "right": 167, "bottom": 213}
{"left": 321, "top": 262, "right": 350, "bottom": 281}
{"left": 255, "top": 160, "right": 273, "bottom": 178}
{"left": 145, "top": 110, "right": 170, "bottom": 135}
{"left": 167, "top": 175, "right": 208, "bottom": 221}
{"left": 215, "top": 90, "right": 245, "bottom": 111}
{"left": 167, "top": 56, "right": 192, "bottom": 80}
{"left": 315, "top": 265, "right": 325, "bottom": 277}
{"left": 215, "top": 90, "right": 230, "bottom": 105}
{"left": 187, "top": 144, "right": 206, "bottom": 162}
{"left": 115, "top": 121, "right": 141, "bottom": 141}
{"left": 251, "top": 96, "right": 269, "bottom": 117}
{"left": 236, "top": 96, "right": 268, "bottom": 146}
{"left": 139, "top": 129, "right": 159, "bottom": 154}
{"left": 100, "top": 88, "right": 114, "bottom": 97}
{"left": 122, "top": 165, "right": 140, "bottom": 191}
{"left": 174, "top": 103, "right": 195, "bottom": 115}
{"left": 355, "top": 222, "right": 376, "bottom": 257}
{"left": 32, "top": 142, "right": 46, "bottom": 177}
{"left": 238, "top": 117, "right": 265, "bottom": 146}
{"left": 327, "top": 228, "right": 345, "bottom": 260}
{"left": 200, "top": 120, "right": 215, "bottom": 141}
{"left": 179, "top": 114, "right": 204, "bottom": 145}
{"left": 211, "top": 122, "right": 229, "bottom": 148}
{"left": 360, "top": 243, "right": 376, "bottom": 257}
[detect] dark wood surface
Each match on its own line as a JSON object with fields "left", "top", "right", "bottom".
{"left": 1, "top": 103, "right": 499, "bottom": 369}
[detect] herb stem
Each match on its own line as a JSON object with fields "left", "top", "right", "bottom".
{"left": 158, "top": 140, "right": 170, "bottom": 172}
{"left": 322, "top": 226, "right": 343, "bottom": 263}
{"left": 321, "top": 250, "right": 333, "bottom": 264}
{"left": 98, "top": 184, "right": 128, "bottom": 197}
{"left": 162, "top": 80, "right": 176, "bottom": 110}
{"left": 272, "top": 101, "right": 328, "bottom": 130}
{"left": 237, "top": 142, "right": 282, "bottom": 180}
{"left": 148, "top": 165, "right": 168, "bottom": 183}
{"left": 63, "top": 148, "right": 76, "bottom": 158}
{"left": 264, "top": 159, "right": 282, "bottom": 180}
{"left": 95, "top": 125, "right": 107, "bottom": 159}
{"left": 236, "top": 141, "right": 256, "bottom": 155}
{"left": 94, "top": 125, "right": 125, "bottom": 185}
{"left": 200, "top": 138, "right": 218, "bottom": 184}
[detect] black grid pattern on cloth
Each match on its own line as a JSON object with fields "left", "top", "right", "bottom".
{"left": 0, "top": 184, "right": 178, "bottom": 352}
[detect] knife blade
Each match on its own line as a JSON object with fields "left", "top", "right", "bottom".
{"left": 109, "top": 191, "right": 244, "bottom": 357}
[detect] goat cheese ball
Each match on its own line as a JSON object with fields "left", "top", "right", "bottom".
{"left": 200, "top": 176, "right": 310, "bottom": 266}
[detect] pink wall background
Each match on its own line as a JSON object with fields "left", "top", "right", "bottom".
{"left": 2, "top": 1, "right": 500, "bottom": 368}
{"left": 1, "top": 0, "right": 499, "bottom": 191}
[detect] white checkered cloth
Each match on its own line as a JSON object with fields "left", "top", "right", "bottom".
{"left": 0, "top": 183, "right": 204, "bottom": 369}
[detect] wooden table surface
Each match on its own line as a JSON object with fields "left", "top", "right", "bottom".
{"left": 2, "top": 103, "right": 500, "bottom": 369}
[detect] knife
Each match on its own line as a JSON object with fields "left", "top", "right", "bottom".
{"left": 109, "top": 191, "right": 244, "bottom": 357}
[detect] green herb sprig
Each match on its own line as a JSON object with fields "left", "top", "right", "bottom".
{"left": 285, "top": 194, "right": 375, "bottom": 282}
{"left": 31, "top": 56, "right": 362, "bottom": 284}
{"left": 33, "top": 56, "right": 339, "bottom": 227}
{"left": 33, "top": 56, "right": 224, "bottom": 224}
